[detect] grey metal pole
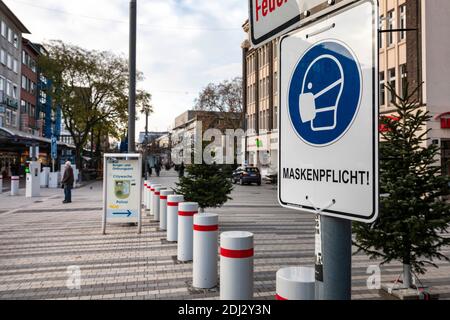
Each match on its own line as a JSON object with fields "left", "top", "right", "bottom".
{"left": 317, "top": 216, "right": 352, "bottom": 300}
{"left": 128, "top": 0, "right": 137, "bottom": 153}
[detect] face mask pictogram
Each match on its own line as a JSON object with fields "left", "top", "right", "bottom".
{"left": 298, "top": 55, "right": 344, "bottom": 132}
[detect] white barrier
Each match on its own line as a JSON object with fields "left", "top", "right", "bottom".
{"left": 153, "top": 186, "right": 166, "bottom": 222}
{"left": 11, "top": 176, "right": 20, "bottom": 196}
{"left": 40, "top": 167, "right": 50, "bottom": 188}
{"left": 160, "top": 189, "right": 174, "bottom": 231}
{"left": 146, "top": 182, "right": 153, "bottom": 215}
{"left": 143, "top": 180, "right": 148, "bottom": 207}
{"left": 0, "top": 176, "right": 3, "bottom": 194}
{"left": 276, "top": 267, "right": 315, "bottom": 300}
{"left": 220, "top": 231, "right": 254, "bottom": 300}
{"left": 48, "top": 172, "right": 60, "bottom": 189}
{"left": 193, "top": 213, "right": 219, "bottom": 289}
{"left": 149, "top": 184, "right": 161, "bottom": 217}
{"left": 177, "top": 202, "right": 198, "bottom": 262}
{"left": 167, "top": 195, "right": 184, "bottom": 242}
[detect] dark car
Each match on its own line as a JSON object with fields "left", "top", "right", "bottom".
{"left": 232, "top": 167, "right": 261, "bottom": 186}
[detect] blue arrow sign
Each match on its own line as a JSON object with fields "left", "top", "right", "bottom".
{"left": 112, "top": 210, "right": 133, "bottom": 217}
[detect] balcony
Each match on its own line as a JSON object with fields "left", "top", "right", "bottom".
{"left": 0, "top": 91, "right": 19, "bottom": 109}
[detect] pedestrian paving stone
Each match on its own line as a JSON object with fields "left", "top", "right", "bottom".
{"left": 0, "top": 175, "right": 449, "bottom": 300}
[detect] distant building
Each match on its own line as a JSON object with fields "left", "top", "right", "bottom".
{"left": 241, "top": 0, "right": 450, "bottom": 176}
{"left": 0, "top": 0, "right": 29, "bottom": 130}
{"left": 138, "top": 131, "right": 168, "bottom": 145}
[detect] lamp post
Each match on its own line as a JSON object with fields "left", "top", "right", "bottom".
{"left": 128, "top": 0, "right": 137, "bottom": 153}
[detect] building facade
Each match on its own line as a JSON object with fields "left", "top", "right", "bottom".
{"left": 20, "top": 38, "right": 40, "bottom": 136}
{"left": 242, "top": 0, "right": 450, "bottom": 176}
{"left": 0, "top": 0, "right": 29, "bottom": 130}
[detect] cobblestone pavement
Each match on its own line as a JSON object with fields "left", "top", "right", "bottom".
{"left": 0, "top": 172, "right": 449, "bottom": 300}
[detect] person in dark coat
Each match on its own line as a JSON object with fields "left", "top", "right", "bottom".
{"left": 61, "top": 161, "right": 74, "bottom": 204}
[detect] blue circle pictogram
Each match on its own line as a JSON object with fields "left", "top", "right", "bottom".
{"left": 288, "top": 40, "right": 362, "bottom": 146}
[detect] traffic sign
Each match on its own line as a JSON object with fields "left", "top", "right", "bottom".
{"left": 278, "top": 0, "right": 378, "bottom": 223}
{"left": 248, "top": 0, "right": 350, "bottom": 47}
{"left": 51, "top": 136, "right": 58, "bottom": 160}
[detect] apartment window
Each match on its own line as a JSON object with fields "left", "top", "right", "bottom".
{"left": 273, "top": 106, "right": 278, "bottom": 130}
{"left": 22, "top": 75, "right": 27, "bottom": 90}
{"left": 0, "top": 49, "right": 5, "bottom": 65}
{"left": 379, "top": 15, "right": 384, "bottom": 49}
{"left": 388, "top": 68, "right": 396, "bottom": 104}
{"left": 13, "top": 59, "right": 18, "bottom": 73}
{"left": 7, "top": 28, "right": 12, "bottom": 43}
{"left": 21, "top": 100, "right": 26, "bottom": 113}
{"left": 399, "top": 5, "right": 406, "bottom": 41}
{"left": 379, "top": 72, "right": 385, "bottom": 106}
{"left": 13, "top": 33, "right": 18, "bottom": 48}
{"left": 1, "top": 21, "right": 6, "bottom": 38}
{"left": 273, "top": 72, "right": 278, "bottom": 94}
{"left": 0, "top": 76, "right": 5, "bottom": 92}
{"left": 387, "top": 10, "right": 395, "bottom": 46}
{"left": 400, "top": 64, "right": 408, "bottom": 97}
{"left": 6, "top": 80, "right": 12, "bottom": 97}
{"left": 7, "top": 54, "right": 12, "bottom": 69}
{"left": 5, "top": 110, "right": 11, "bottom": 125}
{"left": 12, "top": 84, "right": 18, "bottom": 99}
{"left": 22, "top": 50, "right": 26, "bottom": 64}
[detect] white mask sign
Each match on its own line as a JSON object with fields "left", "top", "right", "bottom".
{"left": 278, "top": 0, "right": 379, "bottom": 223}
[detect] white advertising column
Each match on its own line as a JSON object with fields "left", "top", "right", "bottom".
{"left": 276, "top": 267, "right": 315, "bottom": 300}
{"left": 220, "top": 231, "right": 254, "bottom": 300}
{"left": 159, "top": 189, "right": 174, "bottom": 231}
{"left": 177, "top": 202, "right": 198, "bottom": 262}
{"left": 167, "top": 195, "right": 184, "bottom": 242}
{"left": 10, "top": 176, "right": 19, "bottom": 196}
{"left": 193, "top": 213, "right": 219, "bottom": 289}
{"left": 48, "top": 172, "right": 59, "bottom": 189}
{"left": 153, "top": 186, "right": 166, "bottom": 222}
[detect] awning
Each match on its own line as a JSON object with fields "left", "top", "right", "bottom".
{"left": 0, "top": 127, "right": 76, "bottom": 149}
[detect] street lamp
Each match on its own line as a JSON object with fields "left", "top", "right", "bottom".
{"left": 128, "top": 0, "right": 137, "bottom": 153}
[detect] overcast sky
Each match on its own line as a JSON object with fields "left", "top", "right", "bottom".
{"left": 5, "top": 0, "right": 248, "bottom": 135}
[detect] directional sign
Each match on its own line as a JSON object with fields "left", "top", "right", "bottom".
{"left": 249, "top": 0, "right": 348, "bottom": 47}
{"left": 103, "top": 154, "right": 142, "bottom": 228}
{"left": 51, "top": 136, "right": 58, "bottom": 160}
{"left": 278, "top": 0, "right": 378, "bottom": 223}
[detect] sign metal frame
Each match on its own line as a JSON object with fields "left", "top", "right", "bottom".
{"left": 102, "top": 153, "right": 142, "bottom": 234}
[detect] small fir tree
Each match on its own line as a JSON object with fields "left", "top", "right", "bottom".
{"left": 353, "top": 84, "right": 450, "bottom": 288}
{"left": 176, "top": 163, "right": 233, "bottom": 212}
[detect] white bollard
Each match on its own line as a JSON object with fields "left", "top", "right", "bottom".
{"left": 153, "top": 186, "right": 166, "bottom": 222}
{"left": 167, "top": 195, "right": 184, "bottom": 242}
{"left": 146, "top": 182, "right": 152, "bottom": 213}
{"left": 177, "top": 202, "right": 198, "bottom": 262}
{"left": 220, "top": 231, "right": 254, "bottom": 300}
{"left": 193, "top": 213, "right": 219, "bottom": 289}
{"left": 11, "top": 176, "right": 20, "bottom": 196}
{"left": 143, "top": 180, "right": 148, "bottom": 207}
{"left": 276, "top": 267, "right": 315, "bottom": 300}
{"left": 159, "top": 189, "right": 174, "bottom": 231}
{"left": 149, "top": 184, "right": 161, "bottom": 216}
{"left": 0, "top": 175, "right": 3, "bottom": 194}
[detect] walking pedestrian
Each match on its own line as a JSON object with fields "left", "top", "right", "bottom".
{"left": 61, "top": 161, "right": 74, "bottom": 204}
{"left": 155, "top": 161, "right": 161, "bottom": 177}
{"left": 179, "top": 162, "right": 185, "bottom": 178}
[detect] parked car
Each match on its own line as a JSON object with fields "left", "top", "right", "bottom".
{"left": 232, "top": 166, "right": 261, "bottom": 186}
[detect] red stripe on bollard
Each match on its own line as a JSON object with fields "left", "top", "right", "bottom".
{"left": 194, "top": 224, "right": 218, "bottom": 232}
{"left": 155, "top": 192, "right": 160, "bottom": 196}
{"left": 167, "top": 202, "right": 179, "bottom": 207}
{"left": 220, "top": 248, "right": 254, "bottom": 259}
{"left": 160, "top": 196, "right": 168, "bottom": 200}
{"left": 275, "top": 294, "right": 288, "bottom": 300}
{"left": 178, "top": 211, "right": 198, "bottom": 217}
